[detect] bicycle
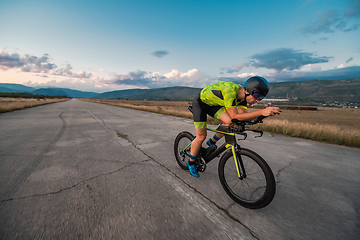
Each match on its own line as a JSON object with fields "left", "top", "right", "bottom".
{"left": 174, "top": 106, "right": 276, "bottom": 209}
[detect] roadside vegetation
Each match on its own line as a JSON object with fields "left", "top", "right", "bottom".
{"left": 84, "top": 99, "right": 360, "bottom": 148}
{"left": 0, "top": 92, "right": 68, "bottom": 99}
{"left": 0, "top": 94, "right": 69, "bottom": 113}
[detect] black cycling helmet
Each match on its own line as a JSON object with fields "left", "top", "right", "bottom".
{"left": 244, "top": 76, "right": 270, "bottom": 100}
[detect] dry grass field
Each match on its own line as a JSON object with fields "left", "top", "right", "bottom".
{"left": 85, "top": 99, "right": 360, "bottom": 148}
{"left": 0, "top": 97, "right": 69, "bottom": 113}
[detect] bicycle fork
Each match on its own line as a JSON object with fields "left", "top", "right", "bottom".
{"left": 226, "top": 144, "right": 246, "bottom": 180}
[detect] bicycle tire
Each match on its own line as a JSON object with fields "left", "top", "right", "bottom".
{"left": 174, "top": 131, "right": 194, "bottom": 170}
{"left": 218, "top": 148, "right": 276, "bottom": 209}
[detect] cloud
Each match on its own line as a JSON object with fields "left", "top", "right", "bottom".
{"left": 104, "top": 68, "right": 212, "bottom": 88}
{"left": 0, "top": 50, "right": 23, "bottom": 69}
{"left": 236, "top": 72, "right": 260, "bottom": 78}
{"left": 22, "top": 53, "right": 57, "bottom": 73}
{"left": 215, "top": 73, "right": 260, "bottom": 85}
{"left": 51, "top": 63, "right": 103, "bottom": 81}
{"left": 163, "top": 69, "right": 212, "bottom": 87}
{"left": 0, "top": 49, "right": 57, "bottom": 72}
{"left": 250, "top": 48, "right": 332, "bottom": 72}
{"left": 106, "top": 70, "right": 152, "bottom": 87}
{"left": 346, "top": 57, "right": 354, "bottom": 63}
{"left": 302, "top": 1, "right": 360, "bottom": 35}
{"left": 52, "top": 63, "right": 73, "bottom": 76}
{"left": 345, "top": 0, "right": 360, "bottom": 17}
{"left": 221, "top": 48, "right": 332, "bottom": 73}
{"left": 312, "top": 37, "right": 329, "bottom": 44}
{"left": 151, "top": 50, "right": 169, "bottom": 58}
{"left": 129, "top": 69, "right": 147, "bottom": 78}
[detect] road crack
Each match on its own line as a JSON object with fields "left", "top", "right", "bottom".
{"left": 0, "top": 159, "right": 150, "bottom": 203}
{"left": 0, "top": 112, "right": 67, "bottom": 201}
{"left": 275, "top": 155, "right": 309, "bottom": 184}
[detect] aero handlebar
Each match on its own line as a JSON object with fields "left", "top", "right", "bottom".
{"left": 188, "top": 105, "right": 280, "bottom": 138}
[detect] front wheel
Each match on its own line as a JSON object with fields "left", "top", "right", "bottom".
{"left": 174, "top": 131, "right": 194, "bottom": 170}
{"left": 218, "top": 148, "right": 276, "bottom": 209}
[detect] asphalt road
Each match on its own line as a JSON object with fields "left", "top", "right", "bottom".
{"left": 0, "top": 98, "right": 359, "bottom": 240}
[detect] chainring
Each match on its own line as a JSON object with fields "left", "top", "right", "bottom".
{"left": 196, "top": 158, "right": 207, "bottom": 172}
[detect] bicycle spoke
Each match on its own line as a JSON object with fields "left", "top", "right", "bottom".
{"left": 175, "top": 132, "right": 194, "bottom": 170}
{"left": 223, "top": 154, "right": 268, "bottom": 201}
{"left": 241, "top": 179, "right": 265, "bottom": 199}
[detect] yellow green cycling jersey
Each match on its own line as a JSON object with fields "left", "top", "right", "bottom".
{"left": 200, "top": 82, "right": 247, "bottom": 109}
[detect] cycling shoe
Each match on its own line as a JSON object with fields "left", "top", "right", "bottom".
{"left": 187, "top": 161, "right": 200, "bottom": 178}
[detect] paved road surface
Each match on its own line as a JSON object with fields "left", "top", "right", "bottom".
{"left": 0, "top": 99, "right": 359, "bottom": 239}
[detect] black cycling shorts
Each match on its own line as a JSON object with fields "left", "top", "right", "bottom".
{"left": 192, "top": 94, "right": 225, "bottom": 129}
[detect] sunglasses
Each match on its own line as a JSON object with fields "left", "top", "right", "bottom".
{"left": 252, "top": 90, "right": 265, "bottom": 100}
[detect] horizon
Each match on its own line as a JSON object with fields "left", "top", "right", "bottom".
{"left": 2, "top": 77, "right": 358, "bottom": 94}
{"left": 1, "top": 0, "right": 359, "bottom": 93}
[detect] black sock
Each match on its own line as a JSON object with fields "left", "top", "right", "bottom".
{"left": 210, "top": 138, "right": 216, "bottom": 145}
{"left": 189, "top": 154, "right": 196, "bottom": 165}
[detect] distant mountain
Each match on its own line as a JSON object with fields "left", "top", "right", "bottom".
{"left": 268, "top": 78, "right": 360, "bottom": 103}
{"left": 0, "top": 86, "right": 17, "bottom": 93}
{"left": 57, "top": 88, "right": 97, "bottom": 98}
{"left": 93, "top": 86, "right": 202, "bottom": 100}
{"left": 32, "top": 88, "right": 69, "bottom": 97}
{"left": 0, "top": 83, "right": 98, "bottom": 98}
{"left": 1, "top": 78, "right": 359, "bottom": 103}
{"left": 93, "top": 78, "right": 360, "bottom": 104}
{"left": 0, "top": 83, "right": 36, "bottom": 92}
{"left": 94, "top": 89, "right": 147, "bottom": 99}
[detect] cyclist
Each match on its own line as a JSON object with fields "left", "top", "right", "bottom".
{"left": 187, "top": 76, "right": 280, "bottom": 178}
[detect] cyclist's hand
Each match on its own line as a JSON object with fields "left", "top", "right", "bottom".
{"left": 261, "top": 107, "right": 280, "bottom": 117}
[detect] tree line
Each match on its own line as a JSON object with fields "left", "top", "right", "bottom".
{"left": 0, "top": 92, "right": 69, "bottom": 99}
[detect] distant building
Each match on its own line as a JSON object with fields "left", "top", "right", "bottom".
{"left": 261, "top": 99, "right": 289, "bottom": 102}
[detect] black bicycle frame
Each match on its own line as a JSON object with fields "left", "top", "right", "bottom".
{"left": 200, "top": 125, "right": 246, "bottom": 179}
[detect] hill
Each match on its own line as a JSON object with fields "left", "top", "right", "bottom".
{"left": 268, "top": 78, "right": 360, "bottom": 103}
{"left": 32, "top": 88, "right": 69, "bottom": 97}
{"left": 93, "top": 86, "right": 202, "bottom": 100}
{"left": 32, "top": 88, "right": 98, "bottom": 98}
{"left": 93, "top": 78, "right": 360, "bottom": 105}
{"left": 0, "top": 83, "right": 98, "bottom": 98}
{"left": 0, "top": 86, "right": 17, "bottom": 93}
{"left": 0, "top": 83, "right": 36, "bottom": 92}
{"left": 1, "top": 78, "right": 359, "bottom": 105}
{"left": 58, "top": 88, "right": 97, "bottom": 98}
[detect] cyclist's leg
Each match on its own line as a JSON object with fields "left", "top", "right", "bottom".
{"left": 218, "top": 110, "right": 232, "bottom": 126}
{"left": 187, "top": 96, "right": 209, "bottom": 177}
{"left": 190, "top": 94, "right": 208, "bottom": 159}
{"left": 187, "top": 127, "right": 204, "bottom": 178}
{"left": 190, "top": 127, "right": 207, "bottom": 158}
{"left": 207, "top": 107, "right": 232, "bottom": 144}
{"left": 188, "top": 126, "right": 205, "bottom": 178}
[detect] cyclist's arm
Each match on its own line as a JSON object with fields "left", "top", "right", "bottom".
{"left": 226, "top": 107, "right": 279, "bottom": 121}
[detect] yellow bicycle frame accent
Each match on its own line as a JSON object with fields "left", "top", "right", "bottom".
{"left": 208, "top": 127, "right": 241, "bottom": 178}
{"left": 208, "top": 128, "right": 234, "bottom": 136}
{"left": 185, "top": 126, "right": 241, "bottom": 177}
{"left": 225, "top": 144, "right": 241, "bottom": 178}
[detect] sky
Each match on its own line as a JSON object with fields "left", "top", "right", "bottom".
{"left": 0, "top": 0, "right": 359, "bottom": 93}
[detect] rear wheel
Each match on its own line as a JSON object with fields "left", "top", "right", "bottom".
{"left": 174, "top": 131, "right": 194, "bottom": 170}
{"left": 218, "top": 148, "right": 276, "bottom": 209}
